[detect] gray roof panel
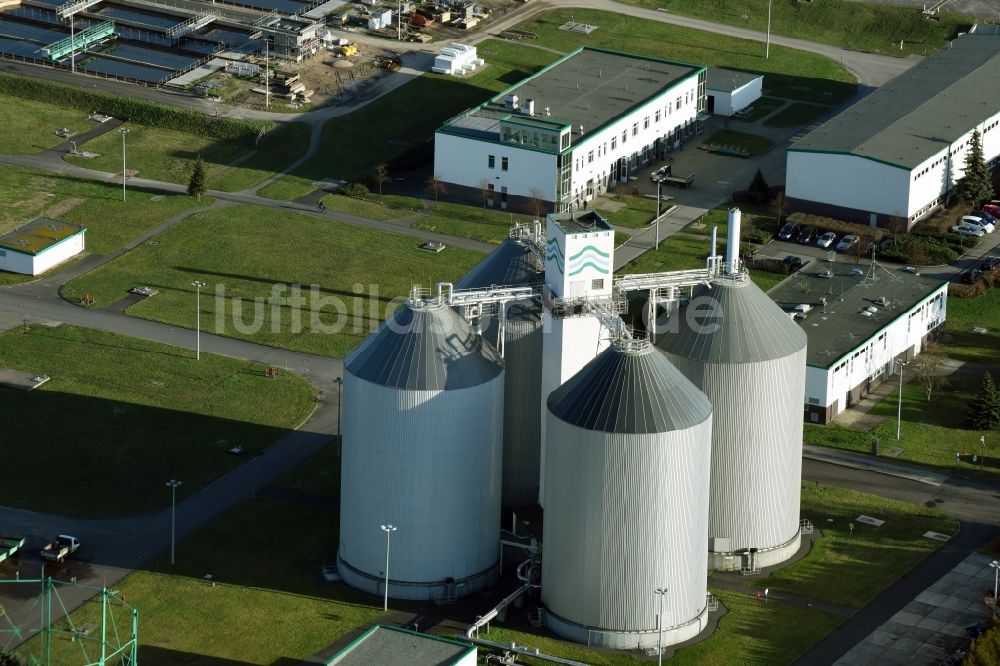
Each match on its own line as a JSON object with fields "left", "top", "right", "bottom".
{"left": 548, "top": 340, "right": 711, "bottom": 434}
{"left": 790, "top": 33, "right": 1000, "bottom": 169}
{"left": 657, "top": 276, "right": 807, "bottom": 363}
{"left": 346, "top": 300, "right": 503, "bottom": 390}
{"left": 706, "top": 68, "right": 762, "bottom": 93}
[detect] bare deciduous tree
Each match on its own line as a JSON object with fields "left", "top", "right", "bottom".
{"left": 911, "top": 342, "right": 947, "bottom": 401}
{"left": 371, "top": 163, "right": 390, "bottom": 197}
{"left": 425, "top": 174, "right": 447, "bottom": 202}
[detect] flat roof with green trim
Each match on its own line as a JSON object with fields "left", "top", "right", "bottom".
{"left": 327, "top": 625, "right": 475, "bottom": 665}
{"left": 0, "top": 217, "right": 85, "bottom": 256}
{"left": 443, "top": 46, "right": 702, "bottom": 145}
{"left": 790, "top": 32, "right": 1000, "bottom": 170}
{"left": 768, "top": 260, "right": 946, "bottom": 368}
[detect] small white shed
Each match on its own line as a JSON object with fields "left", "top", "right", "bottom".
{"left": 431, "top": 43, "right": 484, "bottom": 75}
{"left": 706, "top": 69, "right": 764, "bottom": 116}
{"left": 0, "top": 217, "right": 86, "bottom": 276}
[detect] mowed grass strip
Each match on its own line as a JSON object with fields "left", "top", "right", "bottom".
{"left": 703, "top": 129, "right": 773, "bottom": 156}
{"left": 413, "top": 200, "right": 534, "bottom": 245}
{"left": 0, "top": 165, "right": 207, "bottom": 254}
{"left": 62, "top": 205, "right": 486, "bottom": 357}
{"left": 617, "top": 0, "right": 966, "bottom": 57}
{"left": 65, "top": 121, "right": 310, "bottom": 192}
{"left": 0, "top": 325, "right": 316, "bottom": 516}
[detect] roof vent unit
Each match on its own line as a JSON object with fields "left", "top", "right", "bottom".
{"left": 506, "top": 94, "right": 519, "bottom": 109}
{"left": 819, "top": 297, "right": 828, "bottom": 307}
{"left": 544, "top": 106, "right": 551, "bottom": 116}
{"left": 578, "top": 125, "right": 584, "bottom": 135}
{"left": 874, "top": 296, "right": 889, "bottom": 307}
{"left": 866, "top": 306, "right": 878, "bottom": 314}
{"left": 819, "top": 269, "right": 833, "bottom": 279}
{"left": 860, "top": 310, "right": 874, "bottom": 318}
{"left": 851, "top": 267, "right": 865, "bottom": 276}
{"left": 521, "top": 98, "right": 535, "bottom": 116}
{"left": 794, "top": 304, "right": 812, "bottom": 315}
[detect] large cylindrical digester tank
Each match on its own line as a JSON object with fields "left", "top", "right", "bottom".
{"left": 338, "top": 296, "right": 505, "bottom": 601}
{"left": 542, "top": 339, "right": 713, "bottom": 650}
{"left": 657, "top": 273, "right": 807, "bottom": 569}
{"left": 457, "top": 238, "right": 543, "bottom": 507}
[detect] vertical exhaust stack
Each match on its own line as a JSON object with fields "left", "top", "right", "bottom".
{"left": 725, "top": 208, "right": 742, "bottom": 274}
{"left": 710, "top": 225, "right": 718, "bottom": 259}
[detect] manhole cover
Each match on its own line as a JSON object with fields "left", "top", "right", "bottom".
{"left": 883, "top": 446, "right": 904, "bottom": 457}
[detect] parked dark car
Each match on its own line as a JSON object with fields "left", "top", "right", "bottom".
{"left": 782, "top": 255, "right": 803, "bottom": 273}
{"left": 777, "top": 222, "right": 799, "bottom": 241}
{"left": 961, "top": 269, "right": 982, "bottom": 284}
{"left": 981, "top": 257, "right": 999, "bottom": 272}
{"left": 796, "top": 225, "right": 816, "bottom": 244}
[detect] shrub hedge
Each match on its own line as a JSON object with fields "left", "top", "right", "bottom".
{"left": 0, "top": 72, "right": 270, "bottom": 141}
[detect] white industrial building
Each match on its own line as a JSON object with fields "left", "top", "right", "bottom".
{"left": 769, "top": 261, "right": 947, "bottom": 424}
{"left": 705, "top": 68, "right": 763, "bottom": 117}
{"left": 0, "top": 217, "right": 86, "bottom": 276}
{"left": 432, "top": 43, "right": 483, "bottom": 75}
{"left": 786, "top": 30, "right": 1000, "bottom": 229}
{"left": 434, "top": 47, "right": 707, "bottom": 212}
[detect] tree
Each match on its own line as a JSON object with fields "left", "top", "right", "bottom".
{"left": 910, "top": 343, "right": 946, "bottom": 401}
{"left": 0, "top": 651, "right": 26, "bottom": 666}
{"left": 478, "top": 178, "right": 491, "bottom": 214}
{"left": 966, "top": 371, "right": 1000, "bottom": 431}
{"left": 773, "top": 191, "right": 785, "bottom": 225}
{"left": 747, "top": 168, "right": 769, "bottom": 204}
{"left": 187, "top": 156, "right": 207, "bottom": 200}
{"left": 954, "top": 130, "right": 994, "bottom": 206}
{"left": 527, "top": 188, "right": 546, "bottom": 219}
{"left": 425, "top": 174, "right": 447, "bottom": 202}
{"left": 371, "top": 163, "right": 390, "bottom": 197}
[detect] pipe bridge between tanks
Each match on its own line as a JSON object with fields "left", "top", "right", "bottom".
{"left": 426, "top": 228, "right": 725, "bottom": 352}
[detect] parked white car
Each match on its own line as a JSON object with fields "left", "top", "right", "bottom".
{"left": 952, "top": 223, "right": 986, "bottom": 237}
{"left": 961, "top": 215, "right": 995, "bottom": 233}
{"left": 816, "top": 231, "right": 837, "bottom": 248}
{"left": 836, "top": 234, "right": 858, "bottom": 251}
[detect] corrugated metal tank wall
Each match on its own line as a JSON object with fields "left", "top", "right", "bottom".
{"left": 338, "top": 300, "right": 505, "bottom": 600}
{"left": 456, "top": 238, "right": 544, "bottom": 507}
{"left": 658, "top": 276, "right": 808, "bottom": 568}
{"left": 541, "top": 341, "right": 713, "bottom": 649}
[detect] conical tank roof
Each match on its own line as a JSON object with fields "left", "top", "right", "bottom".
{"left": 456, "top": 237, "right": 543, "bottom": 290}
{"left": 346, "top": 298, "right": 504, "bottom": 390}
{"left": 657, "top": 275, "right": 806, "bottom": 363}
{"left": 547, "top": 340, "right": 711, "bottom": 434}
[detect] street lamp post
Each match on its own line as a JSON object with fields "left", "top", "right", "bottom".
{"left": 990, "top": 561, "right": 999, "bottom": 616}
{"left": 981, "top": 434, "right": 987, "bottom": 472}
{"left": 896, "top": 360, "right": 906, "bottom": 440}
{"left": 655, "top": 179, "right": 662, "bottom": 250}
{"left": 653, "top": 587, "right": 668, "bottom": 666}
{"left": 165, "top": 480, "right": 182, "bottom": 565}
{"left": 380, "top": 524, "right": 397, "bottom": 611}
{"left": 333, "top": 376, "right": 344, "bottom": 444}
{"left": 192, "top": 280, "right": 206, "bottom": 360}
{"left": 119, "top": 128, "right": 129, "bottom": 202}
{"left": 765, "top": 0, "right": 772, "bottom": 59}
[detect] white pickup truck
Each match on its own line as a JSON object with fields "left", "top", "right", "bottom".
{"left": 40, "top": 535, "right": 80, "bottom": 562}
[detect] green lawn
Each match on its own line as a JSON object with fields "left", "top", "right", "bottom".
{"left": 758, "top": 483, "right": 958, "bottom": 607}
{"left": 517, "top": 9, "right": 857, "bottom": 102}
{"left": 18, "top": 488, "right": 384, "bottom": 665}
{"left": 413, "top": 200, "right": 534, "bottom": 245}
{"left": 763, "top": 102, "right": 832, "bottom": 127}
{"left": 62, "top": 205, "right": 485, "bottom": 357}
{"left": 945, "top": 287, "right": 1000, "bottom": 364}
{"left": 596, "top": 195, "right": 658, "bottom": 229}
{"left": 65, "top": 121, "right": 310, "bottom": 192}
{"left": 0, "top": 165, "right": 207, "bottom": 254}
{"left": 0, "top": 325, "right": 316, "bottom": 517}
{"left": 318, "top": 193, "right": 424, "bottom": 220}
{"left": 274, "top": 441, "right": 340, "bottom": 500}
{"left": 260, "top": 40, "right": 561, "bottom": 201}
{"left": 740, "top": 96, "right": 786, "bottom": 122}
{"left": 0, "top": 93, "right": 96, "bottom": 154}
{"left": 703, "top": 129, "right": 773, "bottom": 156}
{"left": 617, "top": 0, "right": 967, "bottom": 56}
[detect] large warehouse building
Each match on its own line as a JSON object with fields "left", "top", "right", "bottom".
{"left": 785, "top": 30, "right": 1000, "bottom": 228}
{"left": 434, "top": 47, "right": 707, "bottom": 212}
{"left": 769, "top": 261, "right": 947, "bottom": 424}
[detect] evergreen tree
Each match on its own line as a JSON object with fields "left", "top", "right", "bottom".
{"left": 188, "top": 156, "right": 207, "bottom": 200}
{"left": 748, "top": 168, "right": 770, "bottom": 204}
{"left": 966, "top": 371, "right": 1000, "bottom": 430}
{"left": 0, "top": 651, "right": 26, "bottom": 666}
{"left": 954, "top": 130, "right": 994, "bottom": 206}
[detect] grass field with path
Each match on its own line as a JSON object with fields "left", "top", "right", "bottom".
{"left": 318, "top": 193, "right": 424, "bottom": 220}
{"left": 62, "top": 204, "right": 485, "bottom": 357}
{"left": 0, "top": 93, "right": 99, "bottom": 155}
{"left": 617, "top": 0, "right": 966, "bottom": 56}
{"left": 413, "top": 200, "right": 534, "bottom": 245}
{"left": 0, "top": 166, "right": 208, "bottom": 254}
{"left": 66, "top": 122, "right": 310, "bottom": 193}
{"left": 0, "top": 325, "right": 316, "bottom": 516}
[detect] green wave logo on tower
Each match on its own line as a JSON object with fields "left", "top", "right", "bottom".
{"left": 567, "top": 245, "right": 611, "bottom": 276}
{"left": 546, "top": 237, "right": 565, "bottom": 273}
